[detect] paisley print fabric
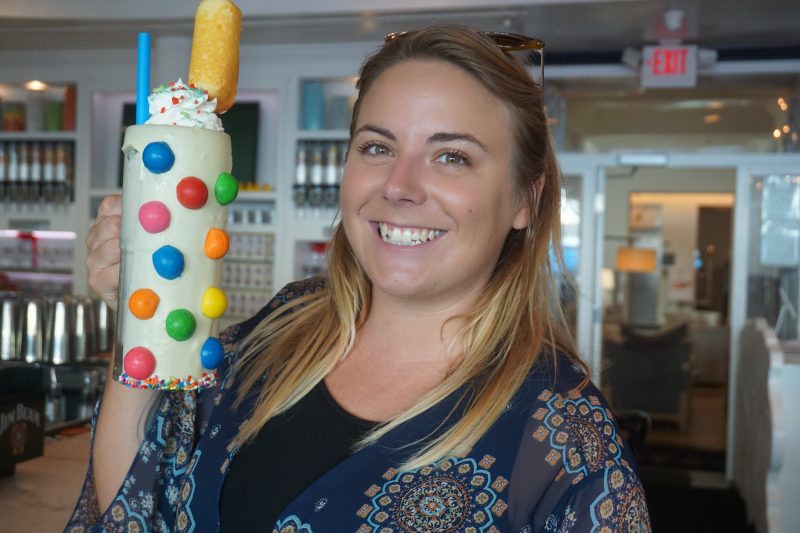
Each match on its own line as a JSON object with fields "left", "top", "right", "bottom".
{"left": 65, "top": 278, "right": 650, "bottom": 532}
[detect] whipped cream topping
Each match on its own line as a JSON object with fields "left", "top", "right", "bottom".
{"left": 379, "top": 222, "right": 444, "bottom": 246}
{"left": 145, "top": 78, "right": 223, "bottom": 131}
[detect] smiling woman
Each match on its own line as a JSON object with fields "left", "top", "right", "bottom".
{"left": 68, "top": 23, "right": 650, "bottom": 533}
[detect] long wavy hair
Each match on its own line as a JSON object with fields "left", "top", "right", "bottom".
{"left": 233, "top": 23, "right": 586, "bottom": 469}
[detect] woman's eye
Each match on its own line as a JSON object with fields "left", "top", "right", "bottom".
{"left": 357, "top": 143, "right": 391, "bottom": 156}
{"left": 435, "top": 151, "right": 470, "bottom": 166}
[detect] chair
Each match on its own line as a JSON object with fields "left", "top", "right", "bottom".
{"left": 614, "top": 409, "right": 652, "bottom": 460}
{"left": 602, "top": 322, "right": 693, "bottom": 431}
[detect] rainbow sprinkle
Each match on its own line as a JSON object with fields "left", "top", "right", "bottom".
{"left": 118, "top": 371, "right": 218, "bottom": 391}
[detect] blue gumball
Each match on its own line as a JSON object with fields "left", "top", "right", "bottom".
{"left": 142, "top": 142, "right": 175, "bottom": 174}
{"left": 200, "top": 337, "right": 224, "bottom": 369}
{"left": 152, "top": 245, "right": 185, "bottom": 280}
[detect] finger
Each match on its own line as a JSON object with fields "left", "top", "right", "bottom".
{"left": 86, "top": 215, "right": 121, "bottom": 253}
{"left": 86, "top": 237, "right": 121, "bottom": 274}
{"left": 97, "top": 194, "right": 122, "bottom": 219}
{"left": 88, "top": 264, "right": 120, "bottom": 311}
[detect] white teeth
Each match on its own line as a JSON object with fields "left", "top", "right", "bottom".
{"left": 378, "top": 222, "right": 443, "bottom": 246}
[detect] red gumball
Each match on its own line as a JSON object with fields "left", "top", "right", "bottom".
{"left": 177, "top": 177, "right": 209, "bottom": 209}
{"left": 123, "top": 346, "right": 156, "bottom": 380}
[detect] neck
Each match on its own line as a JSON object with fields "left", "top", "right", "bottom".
{"left": 355, "top": 283, "right": 484, "bottom": 366}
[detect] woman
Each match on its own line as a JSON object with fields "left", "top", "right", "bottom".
{"left": 68, "top": 24, "right": 650, "bottom": 532}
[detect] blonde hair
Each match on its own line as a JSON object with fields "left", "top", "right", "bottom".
{"left": 233, "top": 24, "right": 587, "bottom": 469}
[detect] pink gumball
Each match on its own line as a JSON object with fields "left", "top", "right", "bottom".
{"left": 124, "top": 346, "right": 156, "bottom": 380}
{"left": 138, "top": 201, "right": 171, "bottom": 233}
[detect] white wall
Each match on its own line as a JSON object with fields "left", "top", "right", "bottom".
{"left": 630, "top": 192, "right": 734, "bottom": 303}
{"left": 604, "top": 167, "right": 736, "bottom": 268}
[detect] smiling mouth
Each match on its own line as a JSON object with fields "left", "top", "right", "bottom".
{"left": 377, "top": 222, "right": 445, "bottom": 246}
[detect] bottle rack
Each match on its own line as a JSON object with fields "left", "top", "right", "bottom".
{"left": 0, "top": 140, "right": 75, "bottom": 204}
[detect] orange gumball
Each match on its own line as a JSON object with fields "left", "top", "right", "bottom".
{"left": 128, "top": 288, "right": 160, "bottom": 319}
{"left": 204, "top": 228, "right": 229, "bottom": 259}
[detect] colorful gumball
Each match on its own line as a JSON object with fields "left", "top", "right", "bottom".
{"left": 177, "top": 177, "right": 209, "bottom": 209}
{"left": 214, "top": 172, "right": 239, "bottom": 205}
{"left": 124, "top": 347, "right": 156, "bottom": 380}
{"left": 142, "top": 142, "right": 175, "bottom": 174}
{"left": 200, "top": 337, "right": 224, "bottom": 369}
{"left": 138, "top": 201, "right": 171, "bottom": 233}
{"left": 201, "top": 287, "right": 227, "bottom": 318}
{"left": 152, "top": 245, "right": 185, "bottom": 280}
{"left": 128, "top": 288, "right": 160, "bottom": 319}
{"left": 166, "top": 309, "right": 196, "bottom": 341}
{"left": 204, "top": 228, "right": 229, "bottom": 259}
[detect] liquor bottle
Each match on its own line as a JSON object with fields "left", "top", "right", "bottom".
{"left": 7, "top": 142, "right": 19, "bottom": 202}
{"left": 54, "top": 142, "right": 68, "bottom": 204}
{"left": 42, "top": 142, "right": 55, "bottom": 202}
{"left": 0, "top": 143, "right": 7, "bottom": 201}
{"left": 18, "top": 142, "right": 30, "bottom": 202}
{"left": 30, "top": 142, "right": 42, "bottom": 202}
{"left": 307, "top": 143, "right": 324, "bottom": 211}
{"left": 323, "top": 142, "right": 339, "bottom": 208}
{"left": 293, "top": 144, "right": 308, "bottom": 212}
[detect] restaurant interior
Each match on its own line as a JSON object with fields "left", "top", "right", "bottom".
{"left": 1, "top": 0, "right": 799, "bottom": 531}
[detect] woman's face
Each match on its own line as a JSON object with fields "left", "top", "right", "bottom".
{"left": 341, "top": 59, "right": 529, "bottom": 309}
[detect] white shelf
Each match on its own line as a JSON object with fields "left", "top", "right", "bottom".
{"left": 237, "top": 190, "right": 278, "bottom": 201}
{"left": 226, "top": 256, "right": 273, "bottom": 263}
{"left": 0, "top": 131, "right": 77, "bottom": 141}
{"left": 227, "top": 223, "right": 276, "bottom": 234}
{"left": 296, "top": 129, "right": 349, "bottom": 141}
{"left": 89, "top": 188, "right": 122, "bottom": 198}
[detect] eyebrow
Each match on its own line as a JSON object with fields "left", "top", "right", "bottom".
{"left": 353, "top": 123, "right": 489, "bottom": 153}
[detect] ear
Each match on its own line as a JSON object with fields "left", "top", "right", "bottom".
{"left": 511, "top": 176, "right": 544, "bottom": 230}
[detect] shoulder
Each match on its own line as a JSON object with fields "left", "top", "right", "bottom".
{"left": 514, "top": 353, "right": 631, "bottom": 481}
{"left": 504, "top": 353, "right": 650, "bottom": 531}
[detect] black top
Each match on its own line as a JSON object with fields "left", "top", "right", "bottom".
{"left": 219, "top": 380, "right": 377, "bottom": 531}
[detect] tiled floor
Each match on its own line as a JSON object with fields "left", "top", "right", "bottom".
{"left": 0, "top": 430, "right": 91, "bottom": 533}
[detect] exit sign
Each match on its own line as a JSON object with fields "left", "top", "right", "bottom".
{"left": 641, "top": 45, "right": 698, "bottom": 88}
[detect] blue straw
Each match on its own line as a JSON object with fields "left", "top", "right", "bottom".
{"left": 136, "top": 32, "right": 151, "bottom": 125}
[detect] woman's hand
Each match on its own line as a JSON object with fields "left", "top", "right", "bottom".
{"left": 86, "top": 194, "right": 122, "bottom": 311}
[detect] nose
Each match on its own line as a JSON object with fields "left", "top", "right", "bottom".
{"left": 382, "top": 153, "right": 426, "bottom": 205}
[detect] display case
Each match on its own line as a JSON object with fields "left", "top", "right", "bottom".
{"left": 0, "top": 82, "right": 77, "bottom": 205}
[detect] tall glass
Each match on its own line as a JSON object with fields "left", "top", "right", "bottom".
{"left": 114, "top": 124, "right": 234, "bottom": 390}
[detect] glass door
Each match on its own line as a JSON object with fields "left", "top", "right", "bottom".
{"left": 558, "top": 154, "right": 609, "bottom": 383}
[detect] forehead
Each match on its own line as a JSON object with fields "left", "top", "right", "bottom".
{"left": 356, "top": 59, "right": 513, "bottom": 136}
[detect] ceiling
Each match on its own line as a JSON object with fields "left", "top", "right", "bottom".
{"left": 1, "top": 0, "right": 799, "bottom": 55}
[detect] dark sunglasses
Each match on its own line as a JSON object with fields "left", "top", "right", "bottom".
{"left": 383, "top": 30, "right": 545, "bottom": 85}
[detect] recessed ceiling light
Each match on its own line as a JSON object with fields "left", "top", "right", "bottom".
{"left": 703, "top": 114, "right": 721, "bottom": 124}
{"left": 24, "top": 80, "right": 48, "bottom": 91}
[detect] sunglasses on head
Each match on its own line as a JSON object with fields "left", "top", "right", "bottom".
{"left": 384, "top": 30, "right": 545, "bottom": 85}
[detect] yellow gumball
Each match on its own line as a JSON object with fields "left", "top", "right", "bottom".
{"left": 201, "top": 287, "right": 227, "bottom": 318}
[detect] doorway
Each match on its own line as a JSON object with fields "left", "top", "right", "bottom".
{"left": 558, "top": 152, "right": 800, "bottom": 482}
{"left": 601, "top": 170, "right": 735, "bottom": 473}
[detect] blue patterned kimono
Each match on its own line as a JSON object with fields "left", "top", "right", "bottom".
{"left": 65, "top": 278, "right": 650, "bottom": 532}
